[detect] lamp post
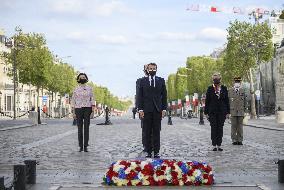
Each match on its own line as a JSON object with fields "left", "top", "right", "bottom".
{"left": 5, "top": 31, "right": 24, "bottom": 120}
{"left": 0, "top": 91, "right": 2, "bottom": 112}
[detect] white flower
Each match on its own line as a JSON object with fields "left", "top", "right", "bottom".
{"left": 142, "top": 179, "right": 150, "bottom": 185}
{"left": 131, "top": 179, "right": 140, "bottom": 186}
{"left": 125, "top": 167, "right": 131, "bottom": 174}
{"left": 138, "top": 172, "right": 144, "bottom": 180}
{"left": 113, "top": 164, "right": 124, "bottom": 172}
{"left": 140, "top": 161, "right": 148, "bottom": 169}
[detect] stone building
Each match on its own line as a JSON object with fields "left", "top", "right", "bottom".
{"left": 260, "top": 46, "right": 284, "bottom": 113}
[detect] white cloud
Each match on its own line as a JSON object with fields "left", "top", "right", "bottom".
{"left": 94, "top": 1, "right": 133, "bottom": 17}
{"left": 158, "top": 32, "right": 196, "bottom": 41}
{"left": 51, "top": 0, "right": 84, "bottom": 14}
{"left": 66, "top": 31, "right": 87, "bottom": 41}
{"left": 96, "top": 34, "right": 128, "bottom": 44}
{"left": 49, "top": 0, "right": 134, "bottom": 17}
{"left": 198, "top": 27, "right": 227, "bottom": 42}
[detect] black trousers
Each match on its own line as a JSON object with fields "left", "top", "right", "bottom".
{"left": 209, "top": 113, "right": 226, "bottom": 146}
{"left": 143, "top": 110, "right": 161, "bottom": 154}
{"left": 75, "top": 107, "right": 92, "bottom": 148}
{"left": 141, "top": 119, "right": 146, "bottom": 149}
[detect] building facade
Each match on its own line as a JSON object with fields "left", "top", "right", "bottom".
{"left": 0, "top": 29, "right": 70, "bottom": 118}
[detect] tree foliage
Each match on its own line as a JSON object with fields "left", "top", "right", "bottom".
{"left": 4, "top": 28, "right": 131, "bottom": 111}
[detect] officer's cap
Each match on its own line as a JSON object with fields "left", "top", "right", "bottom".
{"left": 233, "top": 77, "right": 242, "bottom": 82}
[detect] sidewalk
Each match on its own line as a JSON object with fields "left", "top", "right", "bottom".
{"left": 245, "top": 115, "right": 284, "bottom": 131}
{"left": 0, "top": 118, "right": 34, "bottom": 130}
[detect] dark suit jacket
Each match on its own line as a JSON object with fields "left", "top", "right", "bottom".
{"left": 204, "top": 85, "right": 230, "bottom": 115}
{"left": 135, "top": 78, "right": 143, "bottom": 109}
{"left": 137, "top": 76, "right": 167, "bottom": 113}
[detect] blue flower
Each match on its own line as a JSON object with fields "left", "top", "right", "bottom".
{"left": 106, "top": 176, "right": 112, "bottom": 184}
{"left": 195, "top": 176, "right": 202, "bottom": 182}
{"left": 152, "top": 159, "right": 163, "bottom": 168}
{"left": 118, "top": 168, "right": 126, "bottom": 179}
{"left": 180, "top": 163, "right": 189, "bottom": 174}
{"left": 193, "top": 161, "right": 199, "bottom": 166}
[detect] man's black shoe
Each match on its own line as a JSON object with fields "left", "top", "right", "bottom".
{"left": 145, "top": 153, "right": 152, "bottom": 158}
{"left": 218, "top": 147, "right": 223, "bottom": 151}
{"left": 79, "top": 147, "right": 83, "bottom": 152}
{"left": 212, "top": 147, "right": 217, "bottom": 151}
{"left": 84, "top": 147, "right": 88, "bottom": 152}
{"left": 232, "top": 142, "right": 238, "bottom": 145}
{"left": 238, "top": 142, "right": 243, "bottom": 145}
{"left": 154, "top": 153, "right": 160, "bottom": 158}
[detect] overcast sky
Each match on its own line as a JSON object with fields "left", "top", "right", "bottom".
{"left": 0, "top": 0, "right": 282, "bottom": 98}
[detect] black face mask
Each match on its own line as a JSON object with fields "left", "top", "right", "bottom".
{"left": 78, "top": 79, "right": 87, "bottom": 84}
{"left": 148, "top": 71, "right": 156, "bottom": 76}
{"left": 213, "top": 79, "right": 220, "bottom": 84}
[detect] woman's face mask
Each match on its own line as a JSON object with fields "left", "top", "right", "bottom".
{"left": 213, "top": 78, "right": 221, "bottom": 85}
{"left": 234, "top": 82, "right": 241, "bottom": 88}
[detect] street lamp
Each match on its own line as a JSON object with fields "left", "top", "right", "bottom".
{"left": 5, "top": 36, "right": 24, "bottom": 120}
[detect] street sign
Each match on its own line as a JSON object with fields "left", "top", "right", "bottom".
{"left": 42, "top": 95, "right": 48, "bottom": 103}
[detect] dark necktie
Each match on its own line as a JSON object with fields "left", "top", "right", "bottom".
{"left": 150, "top": 77, "right": 154, "bottom": 87}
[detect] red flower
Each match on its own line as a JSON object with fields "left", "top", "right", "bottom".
{"left": 203, "top": 174, "right": 209, "bottom": 179}
{"left": 206, "top": 175, "right": 214, "bottom": 185}
{"left": 156, "top": 170, "right": 165, "bottom": 176}
{"left": 171, "top": 171, "right": 178, "bottom": 179}
{"left": 161, "top": 165, "right": 167, "bottom": 171}
{"left": 127, "top": 181, "right": 132, "bottom": 186}
{"left": 135, "top": 167, "right": 141, "bottom": 172}
{"left": 137, "top": 182, "right": 142, "bottom": 186}
{"left": 148, "top": 176, "right": 156, "bottom": 186}
{"left": 185, "top": 181, "right": 193, "bottom": 186}
{"left": 182, "top": 174, "right": 187, "bottom": 182}
{"left": 172, "top": 178, "right": 179, "bottom": 186}
{"left": 187, "top": 169, "right": 194, "bottom": 176}
{"left": 177, "top": 161, "right": 183, "bottom": 167}
{"left": 135, "top": 160, "right": 141, "bottom": 165}
{"left": 106, "top": 169, "right": 118, "bottom": 178}
{"left": 194, "top": 181, "right": 201, "bottom": 186}
{"left": 158, "top": 179, "right": 167, "bottom": 186}
{"left": 203, "top": 165, "right": 212, "bottom": 173}
{"left": 142, "top": 164, "right": 154, "bottom": 176}
{"left": 126, "top": 170, "right": 137, "bottom": 180}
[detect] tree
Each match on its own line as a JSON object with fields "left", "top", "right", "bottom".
{"left": 167, "top": 74, "right": 177, "bottom": 101}
{"left": 6, "top": 31, "right": 53, "bottom": 108}
{"left": 175, "top": 67, "right": 188, "bottom": 99}
{"left": 186, "top": 56, "right": 221, "bottom": 95}
{"left": 224, "top": 20, "right": 273, "bottom": 118}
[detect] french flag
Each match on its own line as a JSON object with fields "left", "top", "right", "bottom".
{"left": 211, "top": 6, "right": 221, "bottom": 12}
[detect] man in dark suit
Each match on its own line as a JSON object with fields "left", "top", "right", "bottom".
{"left": 135, "top": 64, "right": 149, "bottom": 152}
{"left": 204, "top": 72, "right": 230, "bottom": 151}
{"left": 137, "top": 63, "right": 167, "bottom": 158}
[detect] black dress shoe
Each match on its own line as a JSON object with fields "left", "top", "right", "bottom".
{"left": 79, "top": 147, "right": 83, "bottom": 152}
{"left": 212, "top": 147, "right": 217, "bottom": 151}
{"left": 218, "top": 147, "right": 223, "bottom": 151}
{"left": 238, "top": 142, "right": 243, "bottom": 145}
{"left": 232, "top": 142, "right": 238, "bottom": 145}
{"left": 145, "top": 153, "right": 152, "bottom": 158}
{"left": 84, "top": 147, "right": 88, "bottom": 152}
{"left": 154, "top": 153, "right": 160, "bottom": 158}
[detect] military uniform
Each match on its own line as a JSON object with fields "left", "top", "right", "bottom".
{"left": 228, "top": 78, "right": 246, "bottom": 145}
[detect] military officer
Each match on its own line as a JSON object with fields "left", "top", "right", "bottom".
{"left": 228, "top": 77, "right": 246, "bottom": 145}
